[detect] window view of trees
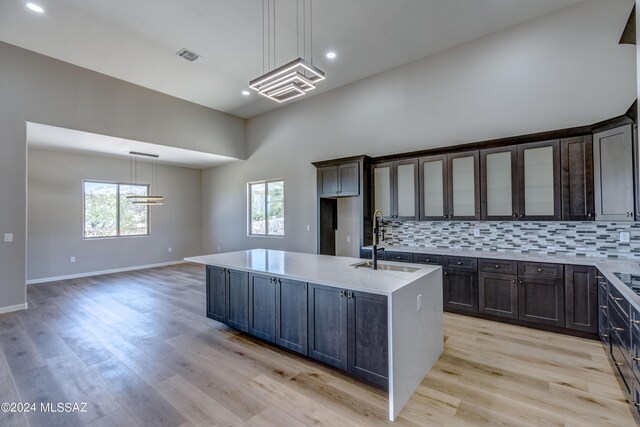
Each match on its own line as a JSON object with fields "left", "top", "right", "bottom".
{"left": 84, "top": 181, "right": 149, "bottom": 238}
{"left": 250, "top": 179, "right": 284, "bottom": 236}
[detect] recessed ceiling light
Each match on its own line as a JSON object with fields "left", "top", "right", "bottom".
{"left": 241, "top": 90, "right": 251, "bottom": 96}
{"left": 26, "top": 2, "right": 44, "bottom": 13}
{"left": 326, "top": 51, "right": 337, "bottom": 60}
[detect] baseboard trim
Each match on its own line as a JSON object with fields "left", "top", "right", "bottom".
{"left": 26, "top": 261, "right": 186, "bottom": 285}
{"left": 0, "top": 303, "right": 28, "bottom": 314}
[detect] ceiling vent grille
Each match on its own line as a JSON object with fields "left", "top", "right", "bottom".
{"left": 176, "top": 48, "right": 201, "bottom": 62}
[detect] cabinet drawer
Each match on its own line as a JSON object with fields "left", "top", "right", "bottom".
{"left": 609, "top": 284, "right": 630, "bottom": 320}
{"left": 385, "top": 251, "right": 413, "bottom": 263}
{"left": 610, "top": 302, "right": 631, "bottom": 353}
{"left": 478, "top": 259, "right": 517, "bottom": 274}
{"left": 612, "top": 332, "right": 633, "bottom": 396}
{"left": 412, "top": 253, "right": 441, "bottom": 265}
{"left": 443, "top": 256, "right": 477, "bottom": 271}
{"left": 518, "top": 262, "right": 563, "bottom": 279}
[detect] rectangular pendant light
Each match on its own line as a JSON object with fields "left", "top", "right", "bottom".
{"left": 250, "top": 57, "right": 325, "bottom": 102}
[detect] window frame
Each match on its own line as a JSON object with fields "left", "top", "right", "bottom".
{"left": 82, "top": 179, "right": 150, "bottom": 240}
{"left": 248, "top": 178, "right": 285, "bottom": 237}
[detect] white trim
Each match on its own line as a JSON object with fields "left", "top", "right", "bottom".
{"left": 0, "top": 303, "right": 28, "bottom": 314}
{"left": 26, "top": 261, "right": 185, "bottom": 285}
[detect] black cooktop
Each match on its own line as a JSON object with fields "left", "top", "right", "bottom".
{"left": 613, "top": 272, "right": 640, "bottom": 296}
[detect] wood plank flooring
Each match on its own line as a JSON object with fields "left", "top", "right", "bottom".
{"left": 0, "top": 263, "right": 634, "bottom": 426}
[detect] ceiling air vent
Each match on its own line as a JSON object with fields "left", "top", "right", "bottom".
{"left": 176, "top": 48, "right": 201, "bottom": 62}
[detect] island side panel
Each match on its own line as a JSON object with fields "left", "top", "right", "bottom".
{"left": 389, "top": 268, "right": 444, "bottom": 421}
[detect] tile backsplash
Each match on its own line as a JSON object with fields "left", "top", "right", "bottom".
{"left": 382, "top": 221, "right": 640, "bottom": 259}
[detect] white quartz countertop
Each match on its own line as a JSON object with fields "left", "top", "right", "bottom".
{"left": 365, "top": 245, "right": 640, "bottom": 311}
{"left": 185, "top": 249, "right": 440, "bottom": 296}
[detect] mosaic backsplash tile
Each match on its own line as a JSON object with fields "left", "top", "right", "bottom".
{"left": 382, "top": 221, "right": 640, "bottom": 260}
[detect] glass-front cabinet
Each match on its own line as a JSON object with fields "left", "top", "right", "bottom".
{"left": 373, "top": 160, "right": 418, "bottom": 220}
{"left": 481, "top": 146, "right": 518, "bottom": 220}
{"left": 517, "top": 140, "right": 561, "bottom": 221}
{"left": 419, "top": 151, "right": 480, "bottom": 221}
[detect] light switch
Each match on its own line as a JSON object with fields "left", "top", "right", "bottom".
{"left": 3, "top": 233, "right": 13, "bottom": 242}
{"left": 346, "top": 235, "right": 351, "bottom": 243}
{"left": 473, "top": 228, "right": 481, "bottom": 238}
{"left": 417, "top": 294, "right": 422, "bottom": 312}
{"left": 306, "top": 225, "right": 310, "bottom": 232}
{"left": 70, "top": 256, "right": 76, "bottom": 263}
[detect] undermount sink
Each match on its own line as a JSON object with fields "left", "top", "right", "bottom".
{"left": 351, "top": 261, "right": 420, "bottom": 273}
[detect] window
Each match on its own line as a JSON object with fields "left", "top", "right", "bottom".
{"left": 249, "top": 179, "right": 284, "bottom": 236}
{"left": 83, "top": 181, "right": 149, "bottom": 238}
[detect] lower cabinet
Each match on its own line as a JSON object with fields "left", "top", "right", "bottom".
{"left": 443, "top": 268, "right": 477, "bottom": 312}
{"left": 598, "top": 277, "right": 610, "bottom": 347}
{"left": 248, "top": 274, "right": 277, "bottom": 343}
{"left": 308, "top": 283, "right": 389, "bottom": 388}
{"left": 206, "top": 266, "right": 227, "bottom": 323}
{"left": 564, "top": 266, "right": 597, "bottom": 332}
{"left": 276, "top": 278, "right": 308, "bottom": 355}
{"left": 518, "top": 275, "right": 565, "bottom": 327}
{"left": 227, "top": 269, "right": 249, "bottom": 332}
{"left": 478, "top": 272, "right": 518, "bottom": 319}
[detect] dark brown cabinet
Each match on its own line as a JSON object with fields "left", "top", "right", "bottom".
{"left": 518, "top": 262, "right": 565, "bottom": 327}
{"left": 374, "top": 159, "right": 419, "bottom": 220}
{"left": 443, "top": 257, "right": 478, "bottom": 313}
{"left": 478, "top": 259, "right": 517, "bottom": 319}
{"left": 480, "top": 146, "right": 519, "bottom": 220}
{"left": 318, "top": 162, "right": 360, "bottom": 197}
{"left": 206, "top": 267, "right": 249, "bottom": 332}
{"left": 561, "top": 136, "right": 595, "bottom": 221}
{"left": 598, "top": 276, "right": 609, "bottom": 346}
{"left": 308, "top": 283, "right": 388, "bottom": 387}
{"left": 564, "top": 265, "right": 597, "bottom": 332}
{"left": 517, "top": 140, "right": 562, "bottom": 221}
{"left": 419, "top": 151, "right": 480, "bottom": 221}
{"left": 276, "top": 278, "right": 308, "bottom": 355}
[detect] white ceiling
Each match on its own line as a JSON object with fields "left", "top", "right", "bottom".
{"left": 27, "top": 122, "right": 238, "bottom": 169}
{"left": 0, "top": 0, "right": 585, "bottom": 119}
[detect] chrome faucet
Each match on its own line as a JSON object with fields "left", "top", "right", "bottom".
{"left": 372, "top": 210, "right": 386, "bottom": 270}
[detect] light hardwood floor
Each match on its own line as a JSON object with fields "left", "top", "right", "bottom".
{"left": 0, "top": 263, "right": 635, "bottom": 426}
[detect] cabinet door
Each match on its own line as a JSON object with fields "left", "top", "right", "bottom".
{"left": 373, "top": 163, "right": 393, "bottom": 218}
{"left": 478, "top": 273, "right": 518, "bottom": 319}
{"left": 308, "top": 283, "right": 348, "bottom": 370}
{"left": 347, "top": 291, "right": 389, "bottom": 388}
{"left": 598, "top": 277, "right": 609, "bottom": 346}
{"left": 561, "top": 136, "right": 594, "bottom": 221}
{"left": 248, "top": 274, "right": 276, "bottom": 342}
{"left": 338, "top": 163, "right": 360, "bottom": 196}
{"left": 227, "top": 269, "right": 249, "bottom": 332}
{"left": 395, "top": 159, "right": 419, "bottom": 220}
{"left": 564, "top": 265, "right": 597, "bottom": 333}
{"left": 518, "top": 140, "right": 561, "bottom": 221}
{"left": 448, "top": 151, "right": 480, "bottom": 220}
{"left": 518, "top": 276, "right": 564, "bottom": 327}
{"left": 593, "top": 125, "right": 635, "bottom": 221}
{"left": 419, "top": 155, "right": 448, "bottom": 220}
{"left": 318, "top": 166, "right": 338, "bottom": 197}
{"left": 206, "top": 266, "right": 227, "bottom": 323}
{"left": 276, "top": 278, "right": 308, "bottom": 355}
{"left": 481, "top": 147, "right": 518, "bottom": 220}
{"left": 443, "top": 269, "right": 478, "bottom": 312}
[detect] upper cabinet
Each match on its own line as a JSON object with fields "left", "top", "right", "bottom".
{"left": 561, "top": 136, "right": 595, "bottom": 221}
{"left": 593, "top": 125, "right": 635, "bottom": 221}
{"left": 481, "top": 147, "right": 518, "bottom": 220}
{"left": 517, "top": 140, "right": 561, "bottom": 221}
{"left": 318, "top": 162, "right": 360, "bottom": 198}
{"left": 373, "top": 160, "right": 418, "bottom": 220}
{"left": 419, "top": 151, "right": 480, "bottom": 220}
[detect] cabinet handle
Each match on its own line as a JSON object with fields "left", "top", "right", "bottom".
{"left": 632, "top": 320, "right": 640, "bottom": 324}
{"left": 613, "top": 327, "right": 625, "bottom": 332}
{"left": 612, "top": 297, "right": 623, "bottom": 301}
{"left": 519, "top": 280, "right": 523, "bottom": 284}
{"left": 600, "top": 305, "right": 608, "bottom": 309}
{"left": 520, "top": 214, "right": 525, "bottom": 218}
{"left": 633, "top": 357, "right": 640, "bottom": 362}
{"left": 513, "top": 213, "right": 518, "bottom": 218}
{"left": 347, "top": 291, "right": 354, "bottom": 299}
{"left": 457, "top": 261, "right": 462, "bottom": 265}
{"left": 495, "top": 265, "right": 500, "bottom": 269}
{"left": 601, "top": 333, "right": 609, "bottom": 338}
{"left": 634, "top": 402, "right": 640, "bottom": 408}
{"left": 537, "top": 268, "right": 543, "bottom": 273}
{"left": 614, "top": 362, "right": 624, "bottom": 366}
{"left": 587, "top": 213, "right": 592, "bottom": 218}
{"left": 444, "top": 272, "right": 448, "bottom": 276}
{"left": 512, "top": 279, "right": 516, "bottom": 283}
{"left": 340, "top": 290, "right": 346, "bottom": 298}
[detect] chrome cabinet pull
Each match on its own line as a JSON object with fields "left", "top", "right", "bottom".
{"left": 613, "top": 327, "right": 625, "bottom": 332}
{"left": 612, "top": 297, "right": 623, "bottom": 301}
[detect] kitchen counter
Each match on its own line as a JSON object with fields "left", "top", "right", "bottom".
{"left": 365, "top": 245, "right": 640, "bottom": 311}
{"left": 186, "top": 248, "right": 440, "bottom": 296}
{"left": 186, "top": 249, "right": 444, "bottom": 421}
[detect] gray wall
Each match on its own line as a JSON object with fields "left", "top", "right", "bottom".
{"left": 0, "top": 41, "right": 245, "bottom": 311}
{"left": 201, "top": 0, "right": 637, "bottom": 255}
{"left": 27, "top": 148, "right": 202, "bottom": 281}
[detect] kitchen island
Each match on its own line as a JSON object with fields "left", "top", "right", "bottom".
{"left": 186, "top": 249, "right": 443, "bottom": 421}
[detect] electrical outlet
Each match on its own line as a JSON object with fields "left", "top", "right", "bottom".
{"left": 347, "top": 235, "right": 351, "bottom": 243}
{"left": 168, "top": 247, "right": 172, "bottom": 253}
{"left": 3, "top": 233, "right": 13, "bottom": 242}
{"left": 70, "top": 256, "right": 76, "bottom": 263}
{"left": 473, "top": 228, "right": 481, "bottom": 238}
{"left": 217, "top": 246, "right": 221, "bottom": 252}
{"left": 306, "top": 225, "right": 310, "bottom": 232}
{"left": 417, "top": 294, "right": 422, "bottom": 312}
{"left": 620, "top": 231, "right": 631, "bottom": 243}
